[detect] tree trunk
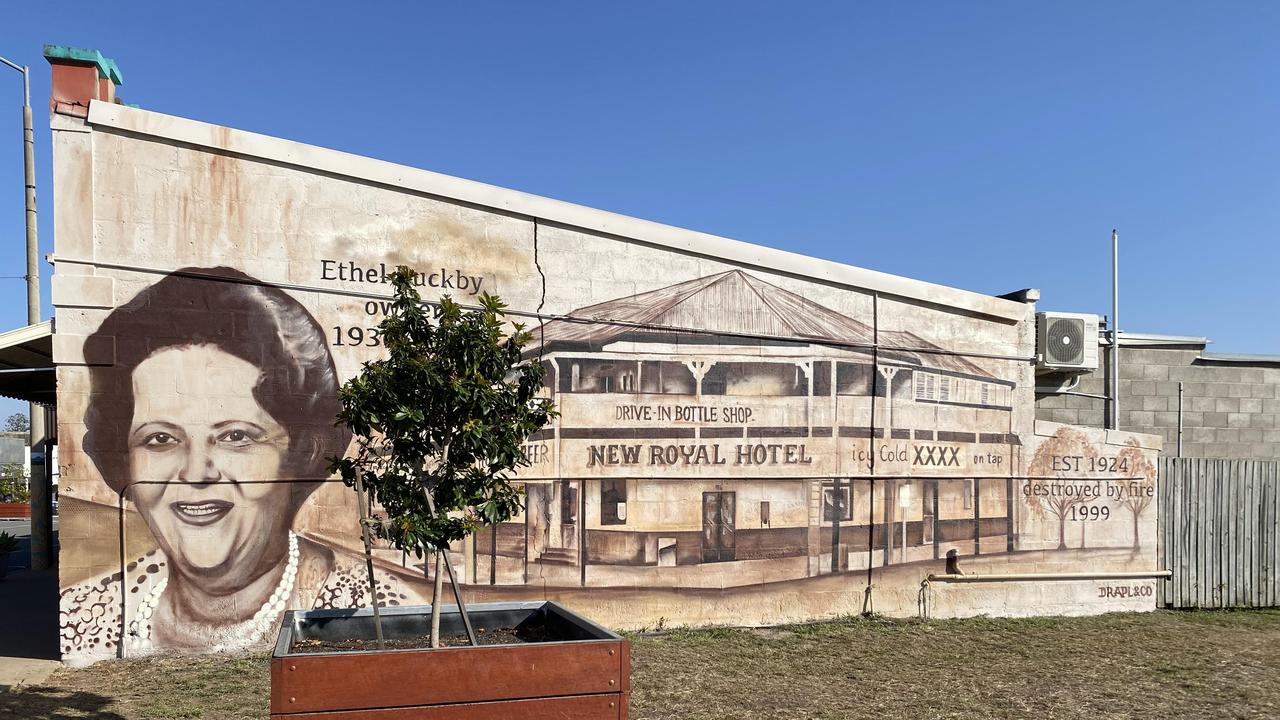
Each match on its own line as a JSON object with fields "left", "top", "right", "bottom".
{"left": 1131, "top": 509, "right": 1140, "bottom": 549}
{"left": 1057, "top": 514, "right": 1067, "bottom": 550}
{"left": 417, "top": 447, "right": 478, "bottom": 646}
{"left": 430, "top": 549, "right": 444, "bottom": 647}
{"left": 355, "top": 479, "right": 385, "bottom": 649}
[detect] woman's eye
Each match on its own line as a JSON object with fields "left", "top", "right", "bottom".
{"left": 218, "top": 429, "right": 259, "bottom": 445}
{"left": 143, "top": 432, "right": 178, "bottom": 448}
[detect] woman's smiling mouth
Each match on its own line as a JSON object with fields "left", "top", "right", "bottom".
{"left": 170, "top": 500, "right": 234, "bottom": 526}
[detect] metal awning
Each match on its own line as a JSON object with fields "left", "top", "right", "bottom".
{"left": 0, "top": 321, "right": 54, "bottom": 405}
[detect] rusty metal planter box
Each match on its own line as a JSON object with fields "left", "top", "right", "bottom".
{"left": 270, "top": 601, "right": 629, "bottom": 719}
{"left": 0, "top": 503, "right": 31, "bottom": 519}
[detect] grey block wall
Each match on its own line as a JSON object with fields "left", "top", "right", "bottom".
{"left": 1035, "top": 343, "right": 1280, "bottom": 459}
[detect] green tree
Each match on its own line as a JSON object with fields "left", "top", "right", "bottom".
{"left": 0, "top": 465, "right": 28, "bottom": 503}
{"left": 331, "top": 266, "right": 554, "bottom": 647}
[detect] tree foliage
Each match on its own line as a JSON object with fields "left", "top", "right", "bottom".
{"left": 3, "top": 414, "right": 28, "bottom": 433}
{"left": 1116, "top": 440, "right": 1156, "bottom": 548}
{"left": 0, "top": 464, "right": 29, "bottom": 503}
{"left": 330, "top": 267, "right": 555, "bottom": 555}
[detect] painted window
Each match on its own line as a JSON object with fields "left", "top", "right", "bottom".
{"left": 702, "top": 362, "right": 808, "bottom": 397}
{"left": 822, "top": 485, "right": 852, "bottom": 522}
{"left": 559, "top": 358, "right": 650, "bottom": 393}
{"left": 812, "top": 361, "right": 832, "bottom": 396}
{"left": 638, "top": 361, "right": 697, "bottom": 394}
{"left": 916, "top": 373, "right": 936, "bottom": 401}
{"left": 560, "top": 480, "right": 577, "bottom": 525}
{"left": 922, "top": 482, "right": 935, "bottom": 544}
{"left": 835, "top": 362, "right": 873, "bottom": 396}
{"left": 601, "top": 479, "right": 627, "bottom": 525}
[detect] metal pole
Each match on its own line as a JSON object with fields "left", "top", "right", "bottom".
{"left": 24, "top": 69, "right": 49, "bottom": 571}
{"left": 0, "top": 56, "right": 40, "bottom": 323}
{"left": 2, "top": 54, "right": 49, "bottom": 570}
{"left": 1110, "top": 229, "right": 1120, "bottom": 431}
{"left": 28, "top": 423, "right": 49, "bottom": 569}
{"left": 20, "top": 66, "right": 37, "bottom": 326}
{"left": 1177, "top": 382, "right": 1184, "bottom": 457}
{"left": 118, "top": 487, "right": 128, "bottom": 658}
{"left": 928, "top": 570, "right": 1171, "bottom": 583}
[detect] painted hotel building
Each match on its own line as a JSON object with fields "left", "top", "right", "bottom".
{"left": 492, "top": 269, "right": 1021, "bottom": 590}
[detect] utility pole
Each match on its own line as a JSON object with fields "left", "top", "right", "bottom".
{"left": 1110, "top": 229, "right": 1120, "bottom": 431}
{"left": 1, "top": 53, "right": 49, "bottom": 570}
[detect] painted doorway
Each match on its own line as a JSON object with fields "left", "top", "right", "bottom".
{"left": 526, "top": 481, "right": 578, "bottom": 566}
{"left": 702, "top": 491, "right": 737, "bottom": 562}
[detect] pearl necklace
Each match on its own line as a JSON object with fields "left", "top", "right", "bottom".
{"left": 128, "top": 531, "right": 300, "bottom": 653}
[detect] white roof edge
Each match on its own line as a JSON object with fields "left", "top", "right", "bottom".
{"left": 0, "top": 320, "right": 52, "bottom": 349}
{"left": 86, "top": 101, "right": 1026, "bottom": 323}
{"left": 1197, "top": 352, "right": 1280, "bottom": 364}
{"left": 1094, "top": 332, "right": 1210, "bottom": 347}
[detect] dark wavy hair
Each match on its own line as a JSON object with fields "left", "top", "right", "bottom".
{"left": 83, "top": 267, "right": 350, "bottom": 509}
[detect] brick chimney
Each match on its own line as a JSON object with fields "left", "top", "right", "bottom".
{"left": 43, "top": 45, "right": 124, "bottom": 117}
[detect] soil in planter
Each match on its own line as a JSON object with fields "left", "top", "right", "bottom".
{"left": 291, "top": 622, "right": 554, "bottom": 653}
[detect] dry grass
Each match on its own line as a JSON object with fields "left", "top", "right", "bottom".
{"left": 4, "top": 610, "right": 1279, "bottom": 719}
{"left": 629, "top": 610, "right": 1280, "bottom": 719}
{"left": 1, "top": 653, "right": 267, "bottom": 720}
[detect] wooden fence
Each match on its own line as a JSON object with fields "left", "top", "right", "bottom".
{"left": 1159, "top": 457, "right": 1280, "bottom": 608}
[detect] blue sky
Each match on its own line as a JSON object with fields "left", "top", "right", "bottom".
{"left": 0, "top": 2, "right": 1278, "bottom": 419}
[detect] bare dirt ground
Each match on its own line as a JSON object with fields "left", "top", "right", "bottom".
{"left": 2, "top": 609, "right": 1278, "bottom": 719}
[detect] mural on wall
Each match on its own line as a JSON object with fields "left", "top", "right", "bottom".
{"left": 58, "top": 263, "right": 1159, "bottom": 664}
{"left": 49, "top": 106, "right": 1160, "bottom": 664}
{"left": 1023, "top": 427, "right": 1158, "bottom": 554}
{"left": 59, "top": 268, "right": 425, "bottom": 658}
{"left": 512, "top": 269, "right": 1022, "bottom": 585}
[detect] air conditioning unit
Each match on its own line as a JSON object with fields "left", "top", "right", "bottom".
{"left": 1036, "top": 312, "right": 1100, "bottom": 372}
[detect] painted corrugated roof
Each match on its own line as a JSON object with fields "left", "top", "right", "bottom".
{"left": 532, "top": 271, "right": 995, "bottom": 379}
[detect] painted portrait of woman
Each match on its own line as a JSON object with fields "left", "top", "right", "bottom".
{"left": 60, "top": 267, "right": 417, "bottom": 658}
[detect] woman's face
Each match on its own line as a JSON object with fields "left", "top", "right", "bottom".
{"left": 128, "top": 345, "right": 293, "bottom": 593}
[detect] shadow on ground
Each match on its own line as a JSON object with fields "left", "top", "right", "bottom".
{"left": 0, "top": 521, "right": 58, "bottom": 662}
{"left": 0, "top": 684, "right": 124, "bottom": 719}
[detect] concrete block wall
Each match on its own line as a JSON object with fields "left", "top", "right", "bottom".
{"left": 1035, "top": 342, "right": 1280, "bottom": 459}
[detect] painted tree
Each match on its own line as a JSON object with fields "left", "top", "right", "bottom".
{"left": 1116, "top": 440, "right": 1156, "bottom": 549}
{"left": 331, "top": 266, "right": 555, "bottom": 647}
{"left": 1026, "top": 427, "right": 1100, "bottom": 550}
